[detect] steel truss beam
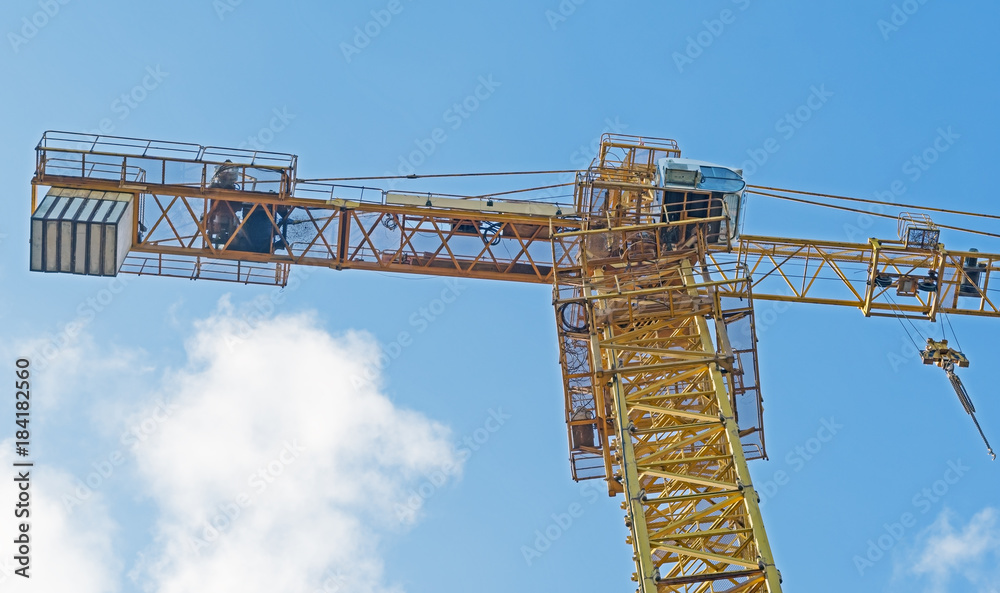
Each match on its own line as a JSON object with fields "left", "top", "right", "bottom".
{"left": 554, "top": 224, "right": 780, "bottom": 591}
{"left": 31, "top": 131, "right": 1000, "bottom": 593}
{"left": 713, "top": 236, "right": 1000, "bottom": 320}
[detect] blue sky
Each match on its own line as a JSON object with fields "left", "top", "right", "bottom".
{"left": 1, "top": 1, "right": 999, "bottom": 592}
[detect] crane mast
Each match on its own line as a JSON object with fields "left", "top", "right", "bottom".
{"left": 547, "top": 139, "right": 780, "bottom": 589}
{"left": 29, "top": 131, "right": 1000, "bottom": 592}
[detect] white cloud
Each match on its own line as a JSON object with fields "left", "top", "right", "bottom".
{"left": 127, "top": 299, "right": 462, "bottom": 593}
{"left": 0, "top": 297, "right": 459, "bottom": 593}
{"left": 0, "top": 443, "right": 121, "bottom": 592}
{"left": 14, "top": 332, "right": 146, "bottom": 414}
{"left": 901, "top": 507, "right": 1000, "bottom": 592}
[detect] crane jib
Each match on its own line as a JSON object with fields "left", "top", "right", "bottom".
{"left": 28, "top": 130, "right": 1000, "bottom": 593}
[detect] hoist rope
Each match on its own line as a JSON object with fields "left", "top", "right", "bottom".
{"left": 884, "top": 292, "right": 927, "bottom": 352}
{"left": 300, "top": 170, "right": 579, "bottom": 182}
{"left": 748, "top": 184, "right": 1000, "bottom": 222}
{"left": 747, "top": 189, "right": 1000, "bottom": 240}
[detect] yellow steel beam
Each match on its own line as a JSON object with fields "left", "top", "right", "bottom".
{"left": 570, "top": 229, "right": 778, "bottom": 590}
{"left": 684, "top": 261, "right": 782, "bottom": 590}
{"left": 33, "top": 132, "right": 1000, "bottom": 593}
{"left": 721, "top": 236, "right": 1000, "bottom": 320}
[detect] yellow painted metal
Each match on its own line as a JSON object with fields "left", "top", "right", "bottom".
{"left": 686, "top": 264, "right": 782, "bottom": 590}
{"left": 549, "top": 137, "right": 781, "bottom": 591}
{"left": 571, "top": 252, "right": 780, "bottom": 591}
{"left": 709, "top": 236, "right": 1000, "bottom": 320}
{"left": 31, "top": 130, "right": 1000, "bottom": 592}
{"left": 31, "top": 132, "right": 1000, "bottom": 318}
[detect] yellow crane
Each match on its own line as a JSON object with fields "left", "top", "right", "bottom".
{"left": 28, "top": 131, "right": 1000, "bottom": 592}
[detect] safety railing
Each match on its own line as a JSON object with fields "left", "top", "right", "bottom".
{"left": 35, "top": 131, "right": 297, "bottom": 198}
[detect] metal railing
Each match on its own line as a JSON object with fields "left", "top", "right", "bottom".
{"left": 35, "top": 131, "right": 297, "bottom": 197}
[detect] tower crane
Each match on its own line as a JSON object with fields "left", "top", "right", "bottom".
{"left": 27, "top": 131, "right": 1000, "bottom": 592}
